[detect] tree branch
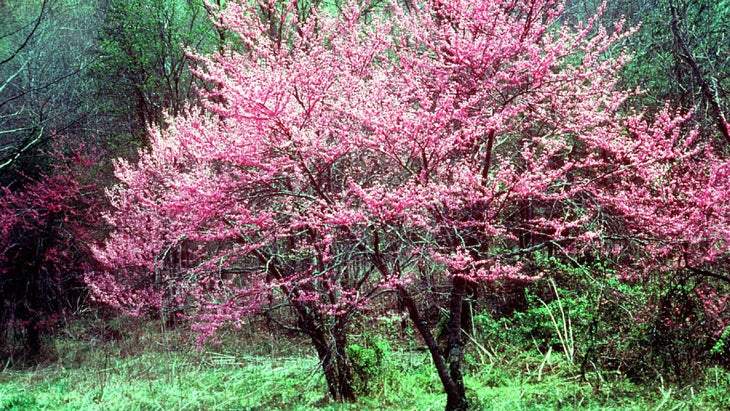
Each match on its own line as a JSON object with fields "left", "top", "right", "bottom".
{"left": 687, "top": 267, "right": 730, "bottom": 284}
{"left": 0, "top": 0, "right": 49, "bottom": 66}
{"left": 669, "top": 0, "right": 730, "bottom": 146}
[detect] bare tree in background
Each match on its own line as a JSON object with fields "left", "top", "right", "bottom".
{"left": 0, "top": 0, "right": 100, "bottom": 178}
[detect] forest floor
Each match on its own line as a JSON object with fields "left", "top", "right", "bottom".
{"left": 1, "top": 316, "right": 729, "bottom": 410}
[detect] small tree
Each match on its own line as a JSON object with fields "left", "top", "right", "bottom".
{"left": 0, "top": 137, "right": 103, "bottom": 360}
{"left": 91, "top": 1, "right": 401, "bottom": 401}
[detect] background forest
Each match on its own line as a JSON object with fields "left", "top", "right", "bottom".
{"left": 1, "top": 0, "right": 730, "bottom": 410}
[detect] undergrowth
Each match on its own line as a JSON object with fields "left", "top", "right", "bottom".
{"left": 1, "top": 314, "right": 729, "bottom": 411}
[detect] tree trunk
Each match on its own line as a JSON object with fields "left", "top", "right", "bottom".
{"left": 397, "top": 285, "right": 470, "bottom": 411}
{"left": 308, "top": 326, "right": 356, "bottom": 402}
{"left": 444, "top": 276, "right": 469, "bottom": 411}
{"left": 333, "top": 323, "right": 356, "bottom": 401}
{"left": 262, "top": 251, "right": 356, "bottom": 403}
{"left": 25, "top": 317, "right": 41, "bottom": 359}
{"left": 295, "top": 305, "right": 356, "bottom": 403}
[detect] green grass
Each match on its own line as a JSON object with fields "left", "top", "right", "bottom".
{"left": 1, "top": 322, "right": 729, "bottom": 411}
{"left": 0, "top": 348, "right": 326, "bottom": 410}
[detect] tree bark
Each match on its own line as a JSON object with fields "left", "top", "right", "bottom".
{"left": 333, "top": 325, "right": 356, "bottom": 402}
{"left": 297, "top": 306, "right": 356, "bottom": 402}
{"left": 308, "top": 326, "right": 356, "bottom": 402}
{"left": 397, "top": 285, "right": 470, "bottom": 411}
{"left": 444, "top": 276, "right": 469, "bottom": 411}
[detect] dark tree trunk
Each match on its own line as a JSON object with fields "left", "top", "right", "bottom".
{"left": 333, "top": 322, "right": 355, "bottom": 401}
{"left": 370, "top": 227, "right": 471, "bottom": 409}
{"left": 308, "top": 325, "right": 356, "bottom": 402}
{"left": 256, "top": 249, "right": 356, "bottom": 403}
{"left": 24, "top": 237, "right": 46, "bottom": 359}
{"left": 397, "top": 284, "right": 470, "bottom": 411}
{"left": 25, "top": 317, "right": 41, "bottom": 359}
{"left": 295, "top": 306, "right": 356, "bottom": 403}
{"left": 444, "top": 276, "right": 469, "bottom": 411}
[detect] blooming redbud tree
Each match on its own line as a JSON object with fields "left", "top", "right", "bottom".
{"left": 311, "top": 0, "right": 726, "bottom": 408}
{"left": 91, "top": 0, "right": 404, "bottom": 401}
{"left": 337, "top": 1, "right": 651, "bottom": 408}
{"left": 90, "top": 0, "right": 729, "bottom": 409}
{"left": 604, "top": 110, "right": 730, "bottom": 365}
{"left": 0, "top": 138, "right": 103, "bottom": 359}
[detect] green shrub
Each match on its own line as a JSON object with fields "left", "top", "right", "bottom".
{"left": 346, "top": 335, "right": 393, "bottom": 396}
{"left": 472, "top": 253, "right": 730, "bottom": 385}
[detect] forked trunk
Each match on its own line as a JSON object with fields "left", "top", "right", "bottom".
{"left": 309, "top": 327, "right": 356, "bottom": 402}
{"left": 398, "top": 282, "right": 470, "bottom": 411}
{"left": 295, "top": 304, "right": 356, "bottom": 403}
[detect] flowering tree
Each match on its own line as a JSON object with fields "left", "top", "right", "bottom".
{"left": 91, "top": 0, "right": 403, "bottom": 401}
{"left": 339, "top": 1, "right": 657, "bottom": 408}
{"left": 606, "top": 111, "right": 730, "bottom": 366}
{"left": 0, "top": 138, "right": 102, "bottom": 359}
{"left": 91, "top": 0, "right": 729, "bottom": 409}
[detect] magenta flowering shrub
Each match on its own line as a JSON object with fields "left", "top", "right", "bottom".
{"left": 0, "top": 137, "right": 103, "bottom": 359}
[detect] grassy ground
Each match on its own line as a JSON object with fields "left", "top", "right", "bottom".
{"left": 1, "top": 319, "right": 729, "bottom": 410}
